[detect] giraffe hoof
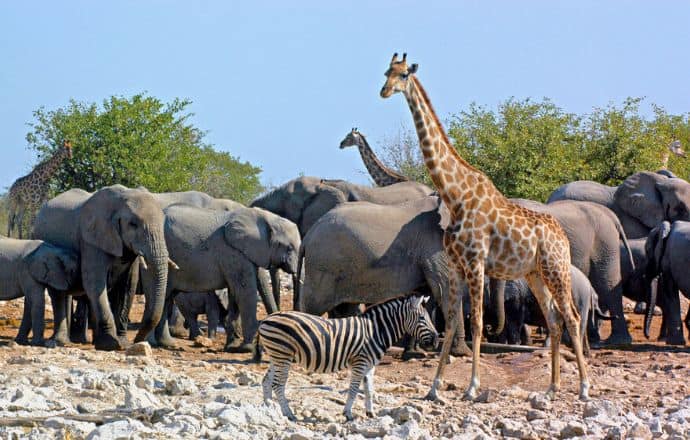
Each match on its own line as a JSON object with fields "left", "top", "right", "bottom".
{"left": 450, "top": 342, "right": 472, "bottom": 357}
{"left": 424, "top": 391, "right": 445, "bottom": 405}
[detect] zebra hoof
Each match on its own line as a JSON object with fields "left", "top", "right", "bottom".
{"left": 344, "top": 412, "right": 354, "bottom": 422}
{"left": 366, "top": 411, "right": 374, "bottom": 418}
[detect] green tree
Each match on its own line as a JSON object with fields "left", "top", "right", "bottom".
{"left": 26, "top": 94, "right": 263, "bottom": 204}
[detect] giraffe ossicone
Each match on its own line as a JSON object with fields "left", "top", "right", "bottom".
{"left": 380, "top": 52, "right": 590, "bottom": 402}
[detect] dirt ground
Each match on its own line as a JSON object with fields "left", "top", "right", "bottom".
{"left": 2, "top": 291, "right": 690, "bottom": 438}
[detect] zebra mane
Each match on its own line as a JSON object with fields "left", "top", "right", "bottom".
{"left": 363, "top": 296, "right": 409, "bottom": 317}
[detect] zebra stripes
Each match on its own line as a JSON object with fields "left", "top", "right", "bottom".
{"left": 257, "top": 295, "right": 438, "bottom": 421}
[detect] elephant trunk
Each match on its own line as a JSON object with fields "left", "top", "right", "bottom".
{"left": 486, "top": 278, "right": 505, "bottom": 337}
{"left": 644, "top": 275, "right": 659, "bottom": 339}
{"left": 133, "top": 235, "right": 169, "bottom": 343}
{"left": 293, "top": 244, "right": 305, "bottom": 310}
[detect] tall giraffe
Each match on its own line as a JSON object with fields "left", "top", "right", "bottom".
{"left": 7, "top": 140, "right": 73, "bottom": 238}
{"left": 380, "top": 53, "right": 589, "bottom": 402}
{"left": 339, "top": 128, "right": 409, "bottom": 186}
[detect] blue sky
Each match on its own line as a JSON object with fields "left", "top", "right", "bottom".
{"left": 1, "top": 1, "right": 689, "bottom": 191}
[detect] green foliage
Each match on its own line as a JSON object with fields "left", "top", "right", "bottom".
{"left": 381, "top": 97, "right": 690, "bottom": 202}
{"left": 26, "top": 94, "right": 263, "bottom": 204}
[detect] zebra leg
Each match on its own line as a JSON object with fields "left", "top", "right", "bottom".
{"left": 262, "top": 364, "right": 275, "bottom": 404}
{"left": 344, "top": 362, "right": 367, "bottom": 421}
{"left": 362, "top": 367, "right": 376, "bottom": 418}
{"left": 272, "top": 362, "right": 296, "bottom": 421}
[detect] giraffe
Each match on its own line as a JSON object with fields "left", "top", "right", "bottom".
{"left": 7, "top": 140, "right": 73, "bottom": 239}
{"left": 380, "top": 53, "right": 589, "bottom": 402}
{"left": 661, "top": 140, "right": 685, "bottom": 169}
{"left": 339, "top": 128, "right": 409, "bottom": 186}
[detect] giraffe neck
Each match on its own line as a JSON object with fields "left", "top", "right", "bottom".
{"left": 356, "top": 135, "right": 408, "bottom": 186}
{"left": 403, "top": 76, "right": 503, "bottom": 217}
{"left": 31, "top": 148, "right": 69, "bottom": 182}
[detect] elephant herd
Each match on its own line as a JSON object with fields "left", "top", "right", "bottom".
{"left": 3, "top": 166, "right": 690, "bottom": 357}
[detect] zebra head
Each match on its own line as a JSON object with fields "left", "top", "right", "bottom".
{"left": 405, "top": 296, "right": 439, "bottom": 351}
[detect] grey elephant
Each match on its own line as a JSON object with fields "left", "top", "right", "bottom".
{"left": 642, "top": 221, "right": 690, "bottom": 345}
{"left": 483, "top": 265, "right": 613, "bottom": 355}
{"left": 33, "top": 185, "right": 171, "bottom": 350}
{"left": 251, "top": 176, "right": 434, "bottom": 308}
{"left": 548, "top": 171, "right": 690, "bottom": 239}
{"left": 296, "top": 195, "right": 472, "bottom": 356}
{"left": 174, "top": 289, "right": 230, "bottom": 340}
{"left": 0, "top": 237, "right": 79, "bottom": 346}
{"left": 147, "top": 204, "right": 300, "bottom": 350}
{"left": 500, "top": 199, "right": 635, "bottom": 345}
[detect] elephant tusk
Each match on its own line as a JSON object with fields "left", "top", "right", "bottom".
{"left": 168, "top": 258, "right": 180, "bottom": 270}
{"left": 138, "top": 254, "right": 149, "bottom": 271}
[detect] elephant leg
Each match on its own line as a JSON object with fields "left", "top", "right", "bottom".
{"left": 168, "top": 304, "right": 187, "bottom": 338}
{"left": 590, "top": 269, "right": 631, "bottom": 345}
{"left": 47, "top": 288, "right": 70, "bottom": 345}
{"left": 152, "top": 294, "right": 177, "bottom": 348}
{"left": 30, "top": 286, "right": 47, "bottom": 346}
{"left": 226, "top": 267, "right": 259, "bottom": 353}
{"left": 223, "top": 298, "right": 241, "bottom": 351}
{"left": 81, "top": 248, "right": 122, "bottom": 350}
{"left": 70, "top": 296, "right": 90, "bottom": 344}
{"left": 520, "top": 324, "right": 532, "bottom": 345}
{"left": 662, "top": 278, "right": 685, "bottom": 345}
{"left": 206, "top": 294, "right": 220, "bottom": 339}
{"left": 15, "top": 293, "right": 33, "bottom": 345}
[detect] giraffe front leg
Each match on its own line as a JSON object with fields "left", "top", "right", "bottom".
{"left": 463, "top": 263, "right": 485, "bottom": 401}
{"left": 363, "top": 367, "right": 376, "bottom": 418}
{"left": 425, "top": 270, "right": 462, "bottom": 404}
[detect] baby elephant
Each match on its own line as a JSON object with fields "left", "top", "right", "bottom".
{"left": 174, "top": 289, "right": 230, "bottom": 340}
{"left": 0, "top": 237, "right": 79, "bottom": 346}
{"left": 490, "top": 265, "right": 613, "bottom": 355}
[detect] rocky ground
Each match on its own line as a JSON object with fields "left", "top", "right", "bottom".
{"left": 1, "top": 278, "right": 690, "bottom": 439}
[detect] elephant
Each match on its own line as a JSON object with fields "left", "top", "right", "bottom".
{"left": 251, "top": 176, "right": 434, "bottom": 308}
{"left": 482, "top": 265, "right": 613, "bottom": 355}
{"left": 500, "top": 199, "right": 635, "bottom": 345}
{"left": 547, "top": 171, "right": 690, "bottom": 239}
{"left": 173, "top": 289, "right": 230, "bottom": 340}
{"left": 0, "top": 237, "right": 79, "bottom": 346}
{"left": 33, "top": 185, "right": 171, "bottom": 350}
{"left": 643, "top": 221, "right": 690, "bottom": 345}
{"left": 295, "top": 195, "right": 472, "bottom": 356}
{"left": 147, "top": 204, "right": 300, "bottom": 351}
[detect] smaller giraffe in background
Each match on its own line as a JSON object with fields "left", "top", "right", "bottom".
{"left": 339, "top": 128, "right": 409, "bottom": 187}
{"left": 661, "top": 140, "right": 686, "bottom": 169}
{"left": 7, "top": 140, "right": 73, "bottom": 238}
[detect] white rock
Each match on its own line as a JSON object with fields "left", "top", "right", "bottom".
{"left": 44, "top": 417, "right": 97, "bottom": 438}
{"left": 126, "top": 342, "right": 153, "bottom": 357}
{"left": 560, "top": 421, "right": 587, "bottom": 438}
{"left": 165, "top": 376, "right": 198, "bottom": 395}
{"left": 123, "top": 384, "right": 161, "bottom": 409}
{"left": 383, "top": 405, "right": 423, "bottom": 424}
{"left": 349, "top": 416, "right": 394, "bottom": 438}
{"left": 583, "top": 400, "right": 621, "bottom": 419}
{"left": 9, "top": 387, "right": 50, "bottom": 411}
{"left": 86, "top": 419, "right": 153, "bottom": 440}
{"left": 528, "top": 392, "right": 551, "bottom": 410}
{"left": 387, "top": 420, "right": 432, "bottom": 440}
{"left": 497, "top": 418, "right": 533, "bottom": 438}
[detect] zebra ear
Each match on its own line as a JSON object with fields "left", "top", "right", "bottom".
{"left": 411, "top": 295, "right": 425, "bottom": 308}
{"left": 421, "top": 296, "right": 430, "bottom": 305}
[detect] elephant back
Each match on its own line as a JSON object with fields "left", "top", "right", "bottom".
{"left": 164, "top": 204, "right": 228, "bottom": 248}
{"left": 33, "top": 189, "right": 91, "bottom": 251}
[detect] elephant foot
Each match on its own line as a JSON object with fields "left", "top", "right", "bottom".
{"left": 602, "top": 333, "right": 633, "bottom": 346}
{"left": 155, "top": 336, "right": 179, "bottom": 349}
{"left": 665, "top": 334, "right": 686, "bottom": 346}
{"left": 94, "top": 333, "right": 125, "bottom": 351}
{"left": 401, "top": 349, "right": 426, "bottom": 361}
{"left": 633, "top": 302, "right": 647, "bottom": 314}
{"left": 14, "top": 337, "right": 30, "bottom": 346}
{"left": 225, "top": 342, "right": 255, "bottom": 353}
{"left": 70, "top": 334, "right": 88, "bottom": 344}
{"left": 450, "top": 341, "right": 472, "bottom": 357}
{"left": 169, "top": 325, "right": 188, "bottom": 339}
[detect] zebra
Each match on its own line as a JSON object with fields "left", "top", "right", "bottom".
{"left": 256, "top": 295, "right": 438, "bottom": 421}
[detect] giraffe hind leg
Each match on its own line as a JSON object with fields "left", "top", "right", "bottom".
{"left": 463, "top": 263, "right": 485, "bottom": 401}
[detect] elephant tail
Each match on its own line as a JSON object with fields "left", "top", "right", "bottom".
{"left": 616, "top": 214, "right": 636, "bottom": 272}
{"left": 293, "top": 243, "right": 305, "bottom": 311}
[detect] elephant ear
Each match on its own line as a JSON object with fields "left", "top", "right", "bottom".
{"left": 300, "top": 184, "right": 347, "bottom": 234}
{"left": 79, "top": 188, "right": 124, "bottom": 257}
{"left": 26, "top": 244, "right": 72, "bottom": 291}
{"left": 645, "top": 221, "right": 671, "bottom": 275}
{"left": 614, "top": 172, "right": 666, "bottom": 229}
{"left": 656, "top": 178, "right": 690, "bottom": 222}
{"left": 223, "top": 208, "right": 272, "bottom": 268}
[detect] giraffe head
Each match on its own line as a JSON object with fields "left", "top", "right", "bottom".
{"left": 62, "top": 140, "right": 73, "bottom": 159}
{"left": 339, "top": 128, "right": 364, "bottom": 150}
{"left": 380, "top": 52, "right": 418, "bottom": 98}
